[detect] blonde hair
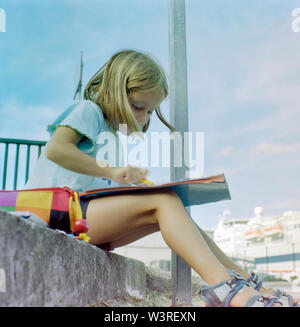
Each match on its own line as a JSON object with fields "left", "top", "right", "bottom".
{"left": 84, "top": 49, "right": 176, "bottom": 136}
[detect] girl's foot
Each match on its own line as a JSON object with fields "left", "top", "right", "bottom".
{"left": 244, "top": 271, "right": 300, "bottom": 306}
{"left": 260, "top": 286, "right": 299, "bottom": 306}
{"left": 229, "top": 285, "right": 282, "bottom": 307}
{"left": 200, "top": 276, "right": 282, "bottom": 307}
{"left": 273, "top": 289, "right": 299, "bottom": 306}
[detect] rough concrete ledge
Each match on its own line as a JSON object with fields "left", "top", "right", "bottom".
{"left": 0, "top": 209, "right": 146, "bottom": 307}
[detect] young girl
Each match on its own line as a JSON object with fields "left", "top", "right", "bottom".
{"left": 25, "top": 49, "right": 298, "bottom": 307}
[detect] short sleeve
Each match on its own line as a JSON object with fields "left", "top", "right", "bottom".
{"left": 47, "top": 100, "right": 104, "bottom": 153}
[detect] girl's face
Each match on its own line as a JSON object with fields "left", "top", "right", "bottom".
{"left": 128, "top": 89, "right": 164, "bottom": 130}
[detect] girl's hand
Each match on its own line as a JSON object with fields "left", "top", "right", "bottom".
{"left": 107, "top": 165, "right": 148, "bottom": 185}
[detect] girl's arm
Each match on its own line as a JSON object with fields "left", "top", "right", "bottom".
{"left": 46, "top": 126, "right": 148, "bottom": 184}
{"left": 46, "top": 126, "right": 112, "bottom": 179}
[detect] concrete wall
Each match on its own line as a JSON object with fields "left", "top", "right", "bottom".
{"left": 0, "top": 209, "right": 147, "bottom": 307}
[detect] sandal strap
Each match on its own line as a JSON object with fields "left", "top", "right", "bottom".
{"left": 200, "top": 277, "right": 248, "bottom": 307}
{"left": 227, "top": 269, "right": 264, "bottom": 290}
{"left": 245, "top": 294, "right": 281, "bottom": 307}
{"left": 246, "top": 272, "right": 263, "bottom": 291}
{"left": 273, "top": 289, "right": 294, "bottom": 307}
{"left": 230, "top": 271, "right": 297, "bottom": 307}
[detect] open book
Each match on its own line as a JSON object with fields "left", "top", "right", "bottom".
{"left": 79, "top": 173, "right": 231, "bottom": 207}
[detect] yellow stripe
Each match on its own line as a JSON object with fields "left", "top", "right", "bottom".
{"left": 73, "top": 192, "right": 83, "bottom": 220}
{"left": 16, "top": 191, "right": 53, "bottom": 209}
{"left": 69, "top": 192, "right": 83, "bottom": 232}
{"left": 69, "top": 196, "right": 75, "bottom": 231}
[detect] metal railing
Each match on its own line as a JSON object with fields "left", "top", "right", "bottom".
{"left": 0, "top": 138, "right": 47, "bottom": 190}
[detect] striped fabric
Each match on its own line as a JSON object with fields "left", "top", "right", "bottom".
{"left": 0, "top": 187, "right": 83, "bottom": 233}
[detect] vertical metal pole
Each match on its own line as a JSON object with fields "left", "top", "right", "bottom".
{"left": 13, "top": 143, "right": 20, "bottom": 190}
{"left": 266, "top": 246, "right": 269, "bottom": 275}
{"left": 25, "top": 144, "right": 31, "bottom": 183}
{"left": 292, "top": 242, "right": 296, "bottom": 273}
{"left": 38, "top": 145, "right": 42, "bottom": 158}
{"left": 2, "top": 143, "right": 9, "bottom": 190}
{"left": 168, "top": 0, "right": 192, "bottom": 305}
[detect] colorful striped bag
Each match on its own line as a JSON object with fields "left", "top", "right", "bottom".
{"left": 0, "top": 186, "right": 86, "bottom": 237}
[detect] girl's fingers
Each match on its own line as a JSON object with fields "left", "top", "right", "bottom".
{"left": 121, "top": 166, "right": 148, "bottom": 184}
{"left": 138, "top": 169, "right": 148, "bottom": 183}
{"left": 141, "top": 169, "right": 148, "bottom": 177}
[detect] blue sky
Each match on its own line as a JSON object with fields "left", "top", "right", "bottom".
{"left": 0, "top": 0, "right": 300, "bottom": 229}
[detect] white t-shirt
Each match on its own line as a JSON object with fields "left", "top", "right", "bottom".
{"left": 25, "top": 100, "right": 125, "bottom": 191}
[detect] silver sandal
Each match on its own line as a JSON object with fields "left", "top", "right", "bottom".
{"left": 246, "top": 271, "right": 300, "bottom": 307}
{"left": 198, "top": 271, "right": 282, "bottom": 307}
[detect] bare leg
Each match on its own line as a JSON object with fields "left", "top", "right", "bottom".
{"left": 110, "top": 223, "right": 160, "bottom": 249}
{"left": 195, "top": 225, "right": 299, "bottom": 302}
{"left": 90, "top": 196, "right": 276, "bottom": 297}
{"left": 105, "top": 204, "right": 251, "bottom": 279}
{"left": 110, "top": 210, "right": 251, "bottom": 279}
{"left": 109, "top": 215, "right": 250, "bottom": 278}
{"left": 104, "top": 215, "right": 270, "bottom": 289}
{"left": 85, "top": 190, "right": 280, "bottom": 306}
{"left": 110, "top": 212, "right": 295, "bottom": 303}
{"left": 86, "top": 190, "right": 229, "bottom": 284}
{"left": 195, "top": 224, "right": 251, "bottom": 278}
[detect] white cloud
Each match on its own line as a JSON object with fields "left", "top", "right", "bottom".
{"left": 235, "top": 24, "right": 300, "bottom": 105}
{"left": 0, "top": 97, "right": 57, "bottom": 140}
{"left": 220, "top": 140, "right": 300, "bottom": 177}
{"left": 250, "top": 141, "right": 300, "bottom": 157}
{"left": 233, "top": 27, "right": 300, "bottom": 141}
{"left": 222, "top": 25, "right": 300, "bottom": 141}
{"left": 0, "top": 97, "right": 56, "bottom": 121}
{"left": 215, "top": 146, "right": 234, "bottom": 158}
{"left": 228, "top": 104, "right": 300, "bottom": 141}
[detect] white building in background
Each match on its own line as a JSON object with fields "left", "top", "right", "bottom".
{"left": 113, "top": 231, "right": 171, "bottom": 269}
{"left": 213, "top": 210, "right": 249, "bottom": 256}
{"left": 214, "top": 207, "right": 300, "bottom": 280}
